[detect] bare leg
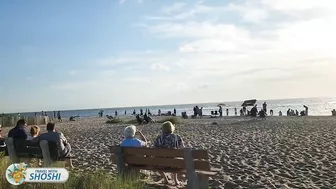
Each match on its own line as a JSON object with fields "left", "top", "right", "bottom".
{"left": 159, "top": 171, "right": 169, "bottom": 184}
{"left": 172, "top": 173, "right": 180, "bottom": 185}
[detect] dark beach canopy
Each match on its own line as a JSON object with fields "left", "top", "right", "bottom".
{"left": 241, "top": 99, "right": 257, "bottom": 106}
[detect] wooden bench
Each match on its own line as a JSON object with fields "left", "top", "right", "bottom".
{"left": 110, "top": 146, "right": 219, "bottom": 189}
{"left": 5, "top": 138, "right": 74, "bottom": 168}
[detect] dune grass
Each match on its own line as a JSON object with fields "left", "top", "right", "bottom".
{"left": 0, "top": 153, "right": 144, "bottom": 189}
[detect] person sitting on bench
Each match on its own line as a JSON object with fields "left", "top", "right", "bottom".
{"left": 8, "top": 119, "right": 28, "bottom": 139}
{"left": 121, "top": 125, "right": 147, "bottom": 147}
{"left": 153, "top": 121, "right": 185, "bottom": 186}
{"left": 27, "top": 125, "right": 40, "bottom": 140}
{"left": 32, "top": 122, "right": 72, "bottom": 158}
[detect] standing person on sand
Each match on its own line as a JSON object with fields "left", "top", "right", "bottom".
{"left": 57, "top": 111, "right": 62, "bottom": 122}
{"left": 219, "top": 106, "right": 223, "bottom": 117}
{"left": 303, "top": 105, "right": 308, "bottom": 116}
{"left": 234, "top": 107, "right": 237, "bottom": 116}
{"left": 263, "top": 102, "right": 267, "bottom": 114}
{"left": 226, "top": 109, "right": 229, "bottom": 116}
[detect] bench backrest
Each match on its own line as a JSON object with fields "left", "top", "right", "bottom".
{"left": 13, "top": 139, "right": 41, "bottom": 156}
{"left": 11, "top": 139, "right": 59, "bottom": 159}
{"left": 111, "top": 146, "right": 211, "bottom": 171}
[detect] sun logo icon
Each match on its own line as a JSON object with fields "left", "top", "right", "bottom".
{"left": 6, "top": 163, "right": 28, "bottom": 185}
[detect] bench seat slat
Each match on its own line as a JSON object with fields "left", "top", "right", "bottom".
{"left": 111, "top": 146, "right": 209, "bottom": 159}
{"left": 125, "top": 165, "right": 218, "bottom": 176}
{"left": 111, "top": 155, "right": 211, "bottom": 171}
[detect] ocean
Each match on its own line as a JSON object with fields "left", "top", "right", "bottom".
{"left": 11, "top": 97, "right": 336, "bottom": 118}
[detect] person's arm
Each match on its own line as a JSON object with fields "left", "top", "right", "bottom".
{"left": 136, "top": 131, "right": 147, "bottom": 144}
{"left": 60, "top": 132, "right": 68, "bottom": 145}
{"left": 178, "top": 135, "right": 185, "bottom": 148}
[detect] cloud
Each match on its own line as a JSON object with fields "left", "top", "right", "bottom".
{"left": 119, "top": 0, "right": 126, "bottom": 4}
{"left": 47, "top": 0, "right": 336, "bottom": 109}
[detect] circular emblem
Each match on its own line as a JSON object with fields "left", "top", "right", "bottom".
{"left": 6, "top": 163, "right": 28, "bottom": 185}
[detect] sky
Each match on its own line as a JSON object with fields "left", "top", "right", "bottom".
{"left": 1, "top": 0, "right": 336, "bottom": 113}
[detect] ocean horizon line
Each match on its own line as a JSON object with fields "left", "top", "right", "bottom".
{"left": 2, "top": 96, "right": 333, "bottom": 114}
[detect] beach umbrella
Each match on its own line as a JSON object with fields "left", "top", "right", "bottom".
{"left": 241, "top": 99, "right": 257, "bottom": 106}
{"left": 217, "top": 103, "right": 227, "bottom": 107}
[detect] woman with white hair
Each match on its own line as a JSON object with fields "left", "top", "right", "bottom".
{"left": 121, "top": 125, "right": 147, "bottom": 147}
{"left": 153, "top": 121, "right": 185, "bottom": 185}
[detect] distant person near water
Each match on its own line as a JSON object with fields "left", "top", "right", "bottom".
{"left": 258, "top": 109, "right": 266, "bottom": 118}
{"left": 332, "top": 109, "right": 336, "bottom": 116}
{"left": 173, "top": 108, "right": 176, "bottom": 116}
{"left": 263, "top": 102, "right": 267, "bottom": 114}
{"left": 250, "top": 106, "right": 258, "bottom": 117}
{"left": 304, "top": 105, "right": 308, "bottom": 116}
{"left": 57, "top": 111, "right": 62, "bottom": 122}
{"left": 279, "top": 111, "right": 283, "bottom": 116}
{"left": 270, "top": 109, "right": 273, "bottom": 116}
{"left": 226, "top": 109, "right": 229, "bottom": 116}
{"left": 219, "top": 106, "right": 223, "bottom": 117}
{"left": 234, "top": 107, "right": 237, "bottom": 116}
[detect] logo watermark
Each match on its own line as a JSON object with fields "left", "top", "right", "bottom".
{"left": 6, "top": 163, "right": 69, "bottom": 185}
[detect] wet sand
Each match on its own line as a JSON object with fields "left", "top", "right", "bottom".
{"left": 2, "top": 116, "right": 336, "bottom": 188}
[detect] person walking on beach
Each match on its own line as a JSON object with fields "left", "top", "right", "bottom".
{"left": 304, "top": 105, "right": 308, "bottom": 116}
{"left": 250, "top": 106, "right": 258, "bottom": 117}
{"left": 140, "top": 109, "right": 143, "bottom": 116}
{"left": 332, "top": 109, "right": 336, "bottom": 116}
{"left": 219, "top": 106, "right": 223, "bottom": 117}
{"left": 125, "top": 110, "right": 127, "bottom": 115}
{"left": 173, "top": 108, "right": 176, "bottom": 116}
{"left": 243, "top": 106, "right": 247, "bottom": 115}
{"left": 234, "top": 107, "right": 237, "bottom": 116}
{"left": 270, "top": 109, "right": 273, "bottom": 116}
{"left": 153, "top": 121, "right": 184, "bottom": 186}
{"left": 115, "top": 110, "right": 118, "bottom": 117}
{"left": 57, "top": 111, "right": 62, "bottom": 122}
{"left": 226, "top": 108, "right": 229, "bottom": 116}
{"left": 158, "top": 109, "right": 161, "bottom": 116}
{"left": 263, "top": 102, "right": 267, "bottom": 114}
{"left": 133, "top": 109, "right": 136, "bottom": 115}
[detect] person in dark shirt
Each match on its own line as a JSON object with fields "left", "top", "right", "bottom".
{"left": 8, "top": 119, "right": 28, "bottom": 139}
{"left": 250, "top": 106, "right": 258, "bottom": 117}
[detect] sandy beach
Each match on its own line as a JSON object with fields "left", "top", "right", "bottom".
{"left": 2, "top": 116, "right": 336, "bottom": 189}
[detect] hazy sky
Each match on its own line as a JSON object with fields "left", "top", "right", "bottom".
{"left": 1, "top": 0, "right": 336, "bottom": 113}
